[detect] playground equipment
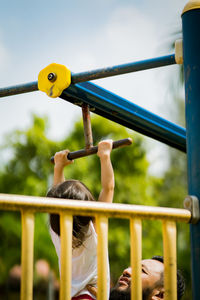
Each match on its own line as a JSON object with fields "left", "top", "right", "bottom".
{"left": 0, "top": 194, "right": 192, "bottom": 300}
{"left": 0, "top": 0, "right": 200, "bottom": 299}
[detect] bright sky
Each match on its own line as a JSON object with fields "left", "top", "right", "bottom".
{"left": 0, "top": 0, "right": 187, "bottom": 173}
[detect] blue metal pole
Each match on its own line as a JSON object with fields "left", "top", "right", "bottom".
{"left": 182, "top": 2, "right": 200, "bottom": 299}
{"left": 0, "top": 77, "right": 186, "bottom": 151}
{"left": 0, "top": 55, "right": 175, "bottom": 98}
{"left": 0, "top": 54, "right": 185, "bottom": 151}
{"left": 61, "top": 81, "right": 186, "bottom": 152}
{"left": 0, "top": 82, "right": 38, "bottom": 97}
{"left": 71, "top": 54, "right": 176, "bottom": 83}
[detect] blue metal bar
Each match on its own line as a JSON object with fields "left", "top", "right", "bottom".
{"left": 71, "top": 54, "right": 176, "bottom": 83}
{"left": 0, "top": 54, "right": 176, "bottom": 98}
{"left": 0, "top": 82, "right": 38, "bottom": 98}
{"left": 60, "top": 81, "right": 186, "bottom": 152}
{"left": 0, "top": 54, "right": 186, "bottom": 152}
{"left": 182, "top": 4, "right": 200, "bottom": 300}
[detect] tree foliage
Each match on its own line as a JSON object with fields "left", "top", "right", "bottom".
{"left": 0, "top": 113, "right": 191, "bottom": 299}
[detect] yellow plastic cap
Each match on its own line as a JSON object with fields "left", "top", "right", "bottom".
{"left": 38, "top": 63, "right": 71, "bottom": 98}
{"left": 182, "top": 0, "right": 200, "bottom": 15}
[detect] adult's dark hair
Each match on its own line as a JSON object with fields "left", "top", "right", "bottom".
{"left": 47, "top": 180, "right": 96, "bottom": 248}
{"left": 152, "top": 255, "right": 185, "bottom": 300}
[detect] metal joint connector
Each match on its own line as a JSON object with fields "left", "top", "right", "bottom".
{"left": 38, "top": 63, "right": 71, "bottom": 98}
{"left": 175, "top": 39, "right": 183, "bottom": 64}
{"left": 184, "top": 195, "right": 200, "bottom": 224}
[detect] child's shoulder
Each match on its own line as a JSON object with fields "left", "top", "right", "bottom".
{"left": 88, "top": 221, "right": 97, "bottom": 236}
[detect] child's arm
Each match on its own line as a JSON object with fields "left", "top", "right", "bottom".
{"left": 97, "top": 139, "right": 114, "bottom": 203}
{"left": 53, "top": 149, "right": 73, "bottom": 186}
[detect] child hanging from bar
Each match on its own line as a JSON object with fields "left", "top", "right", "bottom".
{"left": 47, "top": 140, "right": 114, "bottom": 300}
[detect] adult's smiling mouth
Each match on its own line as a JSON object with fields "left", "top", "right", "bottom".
{"left": 119, "top": 276, "right": 130, "bottom": 286}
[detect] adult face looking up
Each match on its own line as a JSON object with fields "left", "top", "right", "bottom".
{"left": 109, "top": 256, "right": 185, "bottom": 300}
{"left": 87, "top": 256, "right": 185, "bottom": 300}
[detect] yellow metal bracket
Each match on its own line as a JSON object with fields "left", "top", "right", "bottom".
{"left": 184, "top": 195, "right": 200, "bottom": 224}
{"left": 38, "top": 63, "right": 71, "bottom": 98}
{"left": 175, "top": 39, "right": 183, "bottom": 65}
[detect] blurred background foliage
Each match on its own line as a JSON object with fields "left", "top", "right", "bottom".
{"left": 0, "top": 108, "right": 190, "bottom": 298}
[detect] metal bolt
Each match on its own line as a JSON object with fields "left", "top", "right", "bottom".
{"left": 184, "top": 196, "right": 192, "bottom": 210}
{"left": 48, "top": 73, "right": 57, "bottom": 82}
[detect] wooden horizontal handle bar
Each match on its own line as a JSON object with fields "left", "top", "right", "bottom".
{"left": 50, "top": 138, "right": 132, "bottom": 164}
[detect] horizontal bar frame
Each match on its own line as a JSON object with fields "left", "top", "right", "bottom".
{"left": 0, "top": 54, "right": 175, "bottom": 98}
{"left": 0, "top": 82, "right": 38, "bottom": 98}
{"left": 50, "top": 138, "right": 132, "bottom": 163}
{"left": 1, "top": 194, "right": 186, "bottom": 300}
{"left": 0, "top": 54, "right": 186, "bottom": 152}
{"left": 0, "top": 193, "right": 191, "bottom": 222}
{"left": 71, "top": 54, "right": 176, "bottom": 83}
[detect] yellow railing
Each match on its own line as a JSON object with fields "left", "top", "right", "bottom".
{"left": 0, "top": 193, "right": 191, "bottom": 300}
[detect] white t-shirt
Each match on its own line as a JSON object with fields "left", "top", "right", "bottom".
{"left": 49, "top": 221, "right": 110, "bottom": 299}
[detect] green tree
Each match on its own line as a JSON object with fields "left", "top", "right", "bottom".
{"left": 0, "top": 114, "right": 160, "bottom": 286}
{"left": 0, "top": 112, "right": 190, "bottom": 299}
{"left": 0, "top": 115, "right": 61, "bottom": 283}
{"left": 60, "top": 116, "right": 162, "bottom": 282}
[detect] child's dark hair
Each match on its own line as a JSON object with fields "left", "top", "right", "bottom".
{"left": 47, "top": 180, "right": 96, "bottom": 248}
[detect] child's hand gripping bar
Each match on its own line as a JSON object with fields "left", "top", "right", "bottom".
{"left": 50, "top": 138, "right": 132, "bottom": 164}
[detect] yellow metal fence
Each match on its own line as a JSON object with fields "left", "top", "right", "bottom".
{"left": 0, "top": 193, "right": 191, "bottom": 300}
